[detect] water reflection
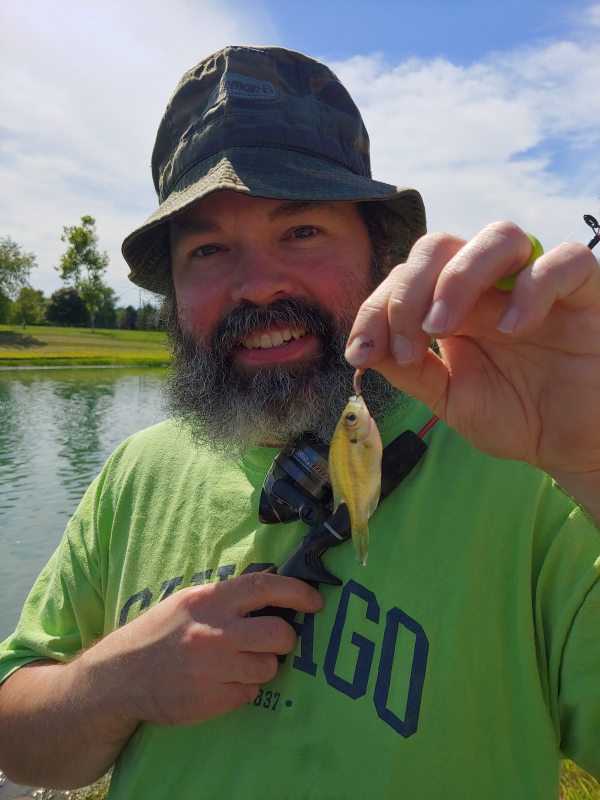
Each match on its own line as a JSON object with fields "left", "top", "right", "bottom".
{"left": 52, "top": 379, "right": 118, "bottom": 503}
{"left": 0, "top": 368, "right": 167, "bottom": 641}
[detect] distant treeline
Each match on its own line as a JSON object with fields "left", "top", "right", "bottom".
{"left": 1, "top": 219, "right": 161, "bottom": 331}
{"left": 0, "top": 286, "right": 160, "bottom": 330}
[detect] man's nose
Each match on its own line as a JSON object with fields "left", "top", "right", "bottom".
{"left": 230, "top": 252, "right": 295, "bottom": 306}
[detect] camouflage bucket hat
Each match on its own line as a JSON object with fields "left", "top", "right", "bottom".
{"left": 122, "top": 45, "right": 426, "bottom": 294}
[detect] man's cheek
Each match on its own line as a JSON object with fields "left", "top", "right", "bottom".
{"left": 176, "top": 302, "right": 208, "bottom": 341}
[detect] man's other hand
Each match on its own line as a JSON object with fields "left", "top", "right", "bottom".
{"left": 0, "top": 572, "right": 323, "bottom": 788}
{"left": 82, "top": 572, "right": 324, "bottom": 727}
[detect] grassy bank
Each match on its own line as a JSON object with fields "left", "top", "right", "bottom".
{"left": 6, "top": 760, "right": 595, "bottom": 799}
{"left": 561, "top": 760, "right": 600, "bottom": 799}
{"left": 73, "top": 761, "right": 600, "bottom": 800}
{"left": 0, "top": 325, "right": 168, "bottom": 367}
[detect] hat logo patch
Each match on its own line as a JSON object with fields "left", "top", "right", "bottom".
{"left": 207, "top": 72, "right": 279, "bottom": 110}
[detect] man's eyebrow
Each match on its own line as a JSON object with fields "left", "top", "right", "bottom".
{"left": 171, "top": 201, "right": 342, "bottom": 237}
{"left": 171, "top": 218, "right": 222, "bottom": 238}
{"left": 268, "top": 201, "right": 342, "bottom": 221}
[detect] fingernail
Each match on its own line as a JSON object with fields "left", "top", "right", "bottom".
{"left": 422, "top": 299, "right": 449, "bottom": 334}
{"left": 391, "top": 335, "right": 414, "bottom": 365}
{"left": 497, "top": 305, "right": 521, "bottom": 334}
{"left": 345, "top": 336, "right": 374, "bottom": 366}
{"left": 313, "top": 593, "right": 325, "bottom": 611}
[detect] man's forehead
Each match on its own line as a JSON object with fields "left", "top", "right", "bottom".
{"left": 171, "top": 193, "right": 350, "bottom": 234}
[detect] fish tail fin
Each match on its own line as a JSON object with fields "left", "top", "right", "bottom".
{"left": 352, "top": 522, "right": 370, "bottom": 567}
{"left": 368, "top": 484, "right": 381, "bottom": 518}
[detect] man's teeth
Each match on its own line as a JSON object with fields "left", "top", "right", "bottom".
{"left": 242, "top": 328, "right": 306, "bottom": 350}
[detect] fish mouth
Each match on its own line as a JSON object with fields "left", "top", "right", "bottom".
{"left": 240, "top": 326, "right": 308, "bottom": 351}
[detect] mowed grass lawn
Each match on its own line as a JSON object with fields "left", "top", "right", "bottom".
{"left": 0, "top": 325, "right": 168, "bottom": 367}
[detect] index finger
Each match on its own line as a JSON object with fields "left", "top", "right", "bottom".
{"left": 419, "top": 221, "right": 532, "bottom": 338}
{"left": 228, "top": 572, "right": 325, "bottom": 617}
{"left": 345, "top": 232, "right": 465, "bottom": 369}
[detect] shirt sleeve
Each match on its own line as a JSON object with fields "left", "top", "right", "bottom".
{"left": 533, "top": 502, "right": 600, "bottom": 779}
{"left": 558, "top": 575, "right": 600, "bottom": 777}
{"left": 0, "top": 473, "right": 106, "bottom": 686}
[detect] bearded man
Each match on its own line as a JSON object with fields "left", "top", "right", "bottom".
{"left": 1, "top": 46, "right": 600, "bottom": 800}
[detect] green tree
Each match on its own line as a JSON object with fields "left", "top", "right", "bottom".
{"left": 80, "top": 272, "right": 105, "bottom": 332}
{"left": 0, "top": 236, "right": 37, "bottom": 323}
{"left": 0, "top": 292, "right": 12, "bottom": 324}
{"left": 0, "top": 236, "right": 37, "bottom": 299}
{"left": 95, "top": 286, "right": 117, "bottom": 329}
{"left": 136, "top": 303, "right": 157, "bottom": 331}
{"left": 116, "top": 305, "right": 138, "bottom": 330}
{"left": 57, "top": 216, "right": 109, "bottom": 332}
{"left": 8, "top": 287, "right": 45, "bottom": 326}
{"left": 46, "top": 287, "right": 89, "bottom": 327}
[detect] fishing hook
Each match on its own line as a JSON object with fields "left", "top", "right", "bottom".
{"left": 353, "top": 368, "right": 364, "bottom": 397}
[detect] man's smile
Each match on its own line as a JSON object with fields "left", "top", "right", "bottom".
{"left": 233, "top": 326, "right": 318, "bottom": 365}
{"left": 241, "top": 326, "right": 307, "bottom": 350}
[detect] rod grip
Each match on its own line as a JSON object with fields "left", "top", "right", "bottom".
{"left": 380, "top": 429, "right": 428, "bottom": 499}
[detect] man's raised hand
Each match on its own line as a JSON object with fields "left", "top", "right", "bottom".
{"left": 346, "top": 221, "right": 600, "bottom": 520}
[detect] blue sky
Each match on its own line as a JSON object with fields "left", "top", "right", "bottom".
{"left": 0, "top": 0, "right": 598, "bottom": 298}
{"left": 264, "top": 0, "right": 580, "bottom": 64}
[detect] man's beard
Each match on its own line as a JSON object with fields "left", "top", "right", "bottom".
{"left": 160, "top": 291, "right": 404, "bottom": 457}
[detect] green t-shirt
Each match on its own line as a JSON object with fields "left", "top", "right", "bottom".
{"left": 2, "top": 399, "right": 600, "bottom": 799}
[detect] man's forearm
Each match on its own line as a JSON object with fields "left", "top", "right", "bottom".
{"left": 0, "top": 656, "right": 137, "bottom": 789}
{"left": 0, "top": 574, "right": 324, "bottom": 789}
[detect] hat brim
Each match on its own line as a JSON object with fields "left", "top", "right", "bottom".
{"left": 122, "top": 146, "right": 426, "bottom": 294}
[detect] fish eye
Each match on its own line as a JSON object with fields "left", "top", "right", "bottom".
{"left": 345, "top": 412, "right": 358, "bottom": 426}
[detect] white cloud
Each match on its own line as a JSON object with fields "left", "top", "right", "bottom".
{"left": 331, "top": 22, "right": 600, "bottom": 254}
{"left": 0, "top": 0, "right": 278, "bottom": 298}
{"left": 588, "top": 3, "right": 600, "bottom": 25}
{"left": 2, "top": 3, "right": 599, "bottom": 304}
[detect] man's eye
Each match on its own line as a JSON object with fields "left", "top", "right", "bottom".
{"left": 292, "top": 226, "right": 318, "bottom": 239}
{"left": 193, "top": 244, "right": 220, "bottom": 258}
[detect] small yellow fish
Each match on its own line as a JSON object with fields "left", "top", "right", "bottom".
{"left": 329, "top": 373, "right": 382, "bottom": 566}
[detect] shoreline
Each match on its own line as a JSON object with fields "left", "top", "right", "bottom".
{"left": 0, "top": 326, "right": 168, "bottom": 371}
{"left": 0, "top": 363, "right": 167, "bottom": 371}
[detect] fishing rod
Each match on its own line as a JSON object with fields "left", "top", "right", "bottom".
{"left": 584, "top": 214, "right": 600, "bottom": 250}
{"left": 564, "top": 206, "right": 600, "bottom": 250}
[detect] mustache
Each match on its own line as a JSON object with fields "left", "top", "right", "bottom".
{"left": 209, "top": 298, "right": 336, "bottom": 357}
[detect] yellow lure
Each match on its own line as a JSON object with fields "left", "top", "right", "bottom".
{"left": 329, "top": 372, "right": 382, "bottom": 566}
{"left": 494, "top": 233, "right": 544, "bottom": 291}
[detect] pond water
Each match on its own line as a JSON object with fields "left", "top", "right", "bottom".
{"left": 0, "top": 368, "right": 168, "bottom": 643}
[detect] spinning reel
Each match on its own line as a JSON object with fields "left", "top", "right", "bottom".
{"left": 257, "top": 428, "right": 429, "bottom": 588}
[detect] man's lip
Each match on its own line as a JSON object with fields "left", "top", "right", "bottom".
{"left": 232, "top": 333, "right": 319, "bottom": 365}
